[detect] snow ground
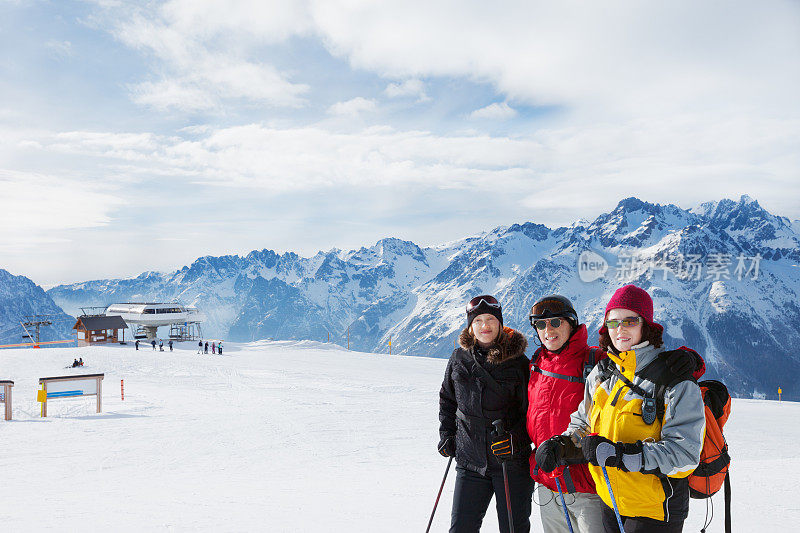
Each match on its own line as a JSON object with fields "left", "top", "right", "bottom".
{"left": 0, "top": 341, "right": 794, "bottom": 532}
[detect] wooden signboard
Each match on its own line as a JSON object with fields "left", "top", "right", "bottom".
{"left": 37, "top": 374, "right": 104, "bottom": 417}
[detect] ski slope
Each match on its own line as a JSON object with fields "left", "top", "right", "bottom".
{"left": 0, "top": 341, "right": 793, "bottom": 531}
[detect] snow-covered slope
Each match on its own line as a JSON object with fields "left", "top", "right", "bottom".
{"left": 0, "top": 269, "right": 74, "bottom": 345}
{"left": 46, "top": 196, "right": 800, "bottom": 399}
{"left": 0, "top": 341, "right": 792, "bottom": 531}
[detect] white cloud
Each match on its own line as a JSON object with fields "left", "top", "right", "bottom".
{"left": 0, "top": 169, "right": 124, "bottom": 236}
{"left": 469, "top": 102, "right": 517, "bottom": 120}
{"left": 94, "top": 1, "right": 800, "bottom": 128}
{"left": 384, "top": 79, "right": 428, "bottom": 101}
{"left": 327, "top": 97, "right": 377, "bottom": 117}
{"left": 14, "top": 115, "right": 798, "bottom": 216}
{"left": 107, "top": 3, "right": 310, "bottom": 111}
{"left": 44, "top": 40, "right": 73, "bottom": 58}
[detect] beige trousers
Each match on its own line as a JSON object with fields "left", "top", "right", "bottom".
{"left": 537, "top": 484, "right": 606, "bottom": 533}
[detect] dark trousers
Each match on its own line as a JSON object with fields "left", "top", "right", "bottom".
{"left": 450, "top": 462, "right": 533, "bottom": 533}
{"left": 601, "top": 504, "right": 684, "bottom": 533}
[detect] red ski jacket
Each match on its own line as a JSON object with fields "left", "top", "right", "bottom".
{"left": 527, "top": 325, "right": 606, "bottom": 494}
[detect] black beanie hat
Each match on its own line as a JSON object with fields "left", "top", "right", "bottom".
{"left": 466, "top": 295, "right": 503, "bottom": 328}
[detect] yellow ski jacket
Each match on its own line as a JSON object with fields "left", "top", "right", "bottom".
{"left": 565, "top": 342, "right": 705, "bottom": 522}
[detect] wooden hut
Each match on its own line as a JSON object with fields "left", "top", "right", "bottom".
{"left": 73, "top": 315, "right": 128, "bottom": 345}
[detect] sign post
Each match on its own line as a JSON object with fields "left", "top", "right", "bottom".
{"left": 0, "top": 381, "right": 13, "bottom": 420}
{"left": 37, "top": 374, "right": 104, "bottom": 417}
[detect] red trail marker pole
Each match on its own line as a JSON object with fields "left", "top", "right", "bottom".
{"left": 121, "top": 379, "right": 124, "bottom": 401}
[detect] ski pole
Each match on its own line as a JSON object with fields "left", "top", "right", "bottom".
{"left": 554, "top": 476, "right": 575, "bottom": 533}
{"left": 492, "top": 420, "right": 514, "bottom": 533}
{"left": 425, "top": 455, "right": 453, "bottom": 533}
{"left": 600, "top": 464, "right": 625, "bottom": 533}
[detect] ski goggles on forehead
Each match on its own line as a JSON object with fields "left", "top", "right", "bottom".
{"left": 604, "top": 317, "right": 642, "bottom": 329}
{"left": 532, "top": 317, "right": 564, "bottom": 330}
{"left": 466, "top": 295, "right": 501, "bottom": 313}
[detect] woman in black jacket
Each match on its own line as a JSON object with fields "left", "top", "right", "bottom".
{"left": 439, "top": 294, "right": 533, "bottom": 533}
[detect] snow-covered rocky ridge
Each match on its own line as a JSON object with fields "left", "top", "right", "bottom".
{"left": 0, "top": 341, "right": 793, "bottom": 531}
{"left": 0, "top": 269, "right": 75, "bottom": 345}
{"left": 46, "top": 196, "right": 800, "bottom": 399}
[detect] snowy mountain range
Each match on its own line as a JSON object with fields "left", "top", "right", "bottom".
{"left": 0, "top": 269, "right": 75, "bottom": 346}
{"left": 29, "top": 196, "right": 800, "bottom": 399}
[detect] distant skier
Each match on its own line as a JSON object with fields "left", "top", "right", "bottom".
{"left": 212, "top": 342, "right": 216, "bottom": 354}
{"left": 159, "top": 339, "right": 164, "bottom": 352}
{"left": 72, "top": 358, "right": 80, "bottom": 367}
{"left": 197, "top": 340, "right": 203, "bottom": 354}
{"left": 168, "top": 340, "right": 173, "bottom": 352}
{"left": 204, "top": 341, "right": 209, "bottom": 354}
{"left": 218, "top": 341, "right": 223, "bottom": 355}
{"left": 151, "top": 340, "right": 156, "bottom": 351}
{"left": 135, "top": 339, "right": 139, "bottom": 351}
{"left": 79, "top": 357, "right": 83, "bottom": 367}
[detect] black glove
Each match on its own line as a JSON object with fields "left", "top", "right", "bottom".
{"left": 490, "top": 432, "right": 517, "bottom": 459}
{"left": 438, "top": 436, "right": 455, "bottom": 457}
{"left": 580, "top": 435, "right": 643, "bottom": 472}
{"left": 535, "top": 435, "right": 585, "bottom": 473}
{"left": 661, "top": 349, "right": 696, "bottom": 376}
{"left": 534, "top": 436, "right": 567, "bottom": 473}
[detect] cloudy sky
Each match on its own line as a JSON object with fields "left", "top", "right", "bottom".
{"left": 1, "top": 0, "right": 798, "bottom": 286}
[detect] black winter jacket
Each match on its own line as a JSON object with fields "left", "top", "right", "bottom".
{"left": 439, "top": 326, "right": 532, "bottom": 475}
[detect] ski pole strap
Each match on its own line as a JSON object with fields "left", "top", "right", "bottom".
{"left": 561, "top": 466, "right": 577, "bottom": 494}
{"left": 532, "top": 365, "right": 585, "bottom": 383}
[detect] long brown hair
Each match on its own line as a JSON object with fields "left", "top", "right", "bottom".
{"left": 599, "top": 321, "right": 663, "bottom": 353}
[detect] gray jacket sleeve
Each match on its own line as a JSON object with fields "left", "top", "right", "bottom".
{"left": 642, "top": 380, "right": 706, "bottom": 477}
{"left": 564, "top": 365, "right": 600, "bottom": 439}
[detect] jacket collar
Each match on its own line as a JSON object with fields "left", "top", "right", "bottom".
{"left": 537, "top": 324, "right": 588, "bottom": 360}
{"left": 459, "top": 326, "right": 528, "bottom": 365}
{"left": 608, "top": 341, "right": 664, "bottom": 378}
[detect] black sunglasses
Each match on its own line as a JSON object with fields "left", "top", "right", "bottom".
{"left": 532, "top": 317, "right": 565, "bottom": 330}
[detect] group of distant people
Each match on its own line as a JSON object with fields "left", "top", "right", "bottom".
{"left": 134, "top": 339, "right": 173, "bottom": 351}
{"left": 131, "top": 338, "right": 222, "bottom": 354}
{"left": 71, "top": 357, "right": 84, "bottom": 367}
{"left": 197, "top": 340, "right": 222, "bottom": 355}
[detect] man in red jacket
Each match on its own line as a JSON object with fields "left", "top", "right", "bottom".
{"left": 526, "top": 295, "right": 605, "bottom": 533}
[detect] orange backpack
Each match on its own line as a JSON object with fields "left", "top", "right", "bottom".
{"left": 687, "top": 380, "right": 731, "bottom": 533}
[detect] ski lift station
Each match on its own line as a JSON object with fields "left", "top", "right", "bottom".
{"left": 104, "top": 303, "right": 205, "bottom": 341}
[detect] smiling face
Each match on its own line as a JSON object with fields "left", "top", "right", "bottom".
{"left": 471, "top": 313, "right": 501, "bottom": 347}
{"left": 606, "top": 308, "right": 644, "bottom": 352}
{"left": 536, "top": 318, "right": 573, "bottom": 352}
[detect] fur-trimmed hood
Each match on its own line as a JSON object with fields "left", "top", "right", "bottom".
{"left": 459, "top": 326, "right": 528, "bottom": 365}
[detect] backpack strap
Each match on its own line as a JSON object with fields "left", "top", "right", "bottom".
{"left": 531, "top": 365, "right": 586, "bottom": 383}
{"left": 588, "top": 347, "right": 597, "bottom": 365}
{"left": 724, "top": 471, "right": 731, "bottom": 533}
{"left": 530, "top": 347, "right": 597, "bottom": 384}
{"left": 600, "top": 352, "right": 695, "bottom": 421}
